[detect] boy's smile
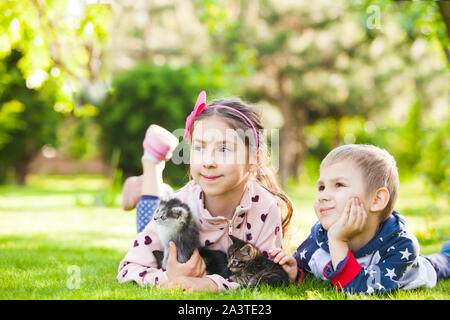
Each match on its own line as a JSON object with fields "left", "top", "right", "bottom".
{"left": 314, "top": 160, "right": 369, "bottom": 230}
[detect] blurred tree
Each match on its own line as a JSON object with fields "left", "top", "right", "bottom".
{"left": 0, "top": 0, "right": 111, "bottom": 184}
{"left": 394, "top": 0, "right": 450, "bottom": 62}
{"left": 97, "top": 63, "right": 223, "bottom": 187}
{"left": 0, "top": 50, "right": 60, "bottom": 184}
{"left": 196, "top": 0, "right": 449, "bottom": 187}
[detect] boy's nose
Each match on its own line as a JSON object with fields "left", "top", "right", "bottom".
{"left": 318, "top": 191, "right": 332, "bottom": 202}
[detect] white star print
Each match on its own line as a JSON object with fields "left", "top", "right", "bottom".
{"left": 400, "top": 248, "right": 412, "bottom": 260}
{"left": 398, "top": 230, "right": 410, "bottom": 238}
{"left": 387, "top": 245, "right": 395, "bottom": 252}
{"left": 385, "top": 267, "right": 397, "bottom": 280}
{"left": 299, "top": 249, "right": 307, "bottom": 260}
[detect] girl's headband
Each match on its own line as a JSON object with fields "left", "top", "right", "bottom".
{"left": 184, "top": 91, "right": 259, "bottom": 148}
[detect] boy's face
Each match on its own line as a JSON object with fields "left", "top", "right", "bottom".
{"left": 314, "top": 159, "right": 370, "bottom": 230}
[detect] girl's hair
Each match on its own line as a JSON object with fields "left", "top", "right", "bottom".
{"left": 190, "top": 97, "right": 294, "bottom": 243}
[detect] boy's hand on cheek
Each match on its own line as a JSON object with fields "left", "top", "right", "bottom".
{"left": 328, "top": 197, "right": 367, "bottom": 242}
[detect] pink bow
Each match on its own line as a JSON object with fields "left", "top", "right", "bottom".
{"left": 184, "top": 90, "right": 207, "bottom": 140}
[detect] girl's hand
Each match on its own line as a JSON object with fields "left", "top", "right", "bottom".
{"left": 269, "top": 248, "right": 298, "bottom": 283}
{"left": 327, "top": 197, "right": 367, "bottom": 242}
{"left": 161, "top": 276, "right": 218, "bottom": 292}
{"left": 166, "top": 242, "right": 206, "bottom": 280}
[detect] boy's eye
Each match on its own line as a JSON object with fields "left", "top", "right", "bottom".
{"left": 219, "top": 146, "right": 231, "bottom": 152}
{"left": 318, "top": 185, "right": 324, "bottom": 191}
{"left": 193, "top": 145, "right": 204, "bottom": 151}
{"left": 336, "top": 182, "right": 345, "bottom": 188}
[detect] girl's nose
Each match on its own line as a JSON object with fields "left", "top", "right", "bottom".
{"left": 202, "top": 149, "right": 217, "bottom": 168}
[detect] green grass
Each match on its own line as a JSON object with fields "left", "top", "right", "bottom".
{"left": 0, "top": 174, "right": 448, "bottom": 300}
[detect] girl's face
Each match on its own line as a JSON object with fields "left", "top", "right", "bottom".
{"left": 189, "top": 117, "right": 254, "bottom": 197}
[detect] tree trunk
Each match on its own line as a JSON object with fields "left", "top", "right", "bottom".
{"left": 291, "top": 104, "right": 308, "bottom": 178}
{"left": 438, "top": 1, "right": 450, "bottom": 62}
{"left": 277, "top": 72, "right": 295, "bottom": 188}
{"left": 333, "top": 117, "right": 341, "bottom": 148}
{"left": 13, "top": 147, "right": 35, "bottom": 185}
{"left": 14, "top": 157, "right": 29, "bottom": 185}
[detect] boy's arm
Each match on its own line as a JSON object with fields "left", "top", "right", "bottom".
{"left": 323, "top": 235, "right": 419, "bottom": 294}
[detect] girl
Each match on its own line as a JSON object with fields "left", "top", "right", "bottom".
{"left": 117, "top": 91, "right": 293, "bottom": 292}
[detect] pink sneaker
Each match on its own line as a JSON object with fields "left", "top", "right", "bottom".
{"left": 142, "top": 125, "right": 179, "bottom": 162}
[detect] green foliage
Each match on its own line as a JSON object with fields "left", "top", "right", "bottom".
{"left": 416, "top": 121, "right": 450, "bottom": 196}
{"left": 303, "top": 109, "right": 449, "bottom": 196}
{"left": 97, "top": 64, "right": 223, "bottom": 186}
{"left": 0, "top": 50, "right": 61, "bottom": 184}
{"left": 0, "top": 0, "right": 111, "bottom": 184}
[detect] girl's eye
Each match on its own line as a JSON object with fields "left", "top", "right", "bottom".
{"left": 318, "top": 185, "right": 325, "bottom": 191}
{"left": 193, "top": 145, "right": 204, "bottom": 151}
{"left": 219, "top": 146, "right": 231, "bottom": 152}
{"left": 336, "top": 183, "right": 344, "bottom": 188}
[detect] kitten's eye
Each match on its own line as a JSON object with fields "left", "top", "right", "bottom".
{"left": 231, "top": 259, "right": 240, "bottom": 267}
{"left": 160, "top": 215, "right": 166, "bottom": 221}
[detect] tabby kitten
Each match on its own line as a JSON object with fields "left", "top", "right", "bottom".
{"left": 227, "top": 235, "right": 289, "bottom": 288}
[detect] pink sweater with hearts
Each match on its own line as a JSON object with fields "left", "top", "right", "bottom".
{"left": 116, "top": 179, "right": 284, "bottom": 291}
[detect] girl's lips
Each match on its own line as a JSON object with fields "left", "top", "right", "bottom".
{"left": 201, "top": 174, "right": 222, "bottom": 181}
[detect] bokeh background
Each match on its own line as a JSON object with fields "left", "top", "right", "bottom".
{"left": 0, "top": 0, "right": 448, "bottom": 299}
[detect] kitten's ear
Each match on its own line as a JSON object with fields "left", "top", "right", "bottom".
{"left": 229, "top": 235, "right": 240, "bottom": 244}
{"left": 240, "top": 244, "right": 256, "bottom": 260}
{"left": 171, "top": 206, "right": 187, "bottom": 218}
{"left": 157, "top": 200, "right": 167, "bottom": 210}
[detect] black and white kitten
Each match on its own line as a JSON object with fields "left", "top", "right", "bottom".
{"left": 152, "top": 198, "right": 231, "bottom": 278}
{"left": 227, "top": 235, "right": 290, "bottom": 288}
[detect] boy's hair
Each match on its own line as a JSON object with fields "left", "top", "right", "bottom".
{"left": 320, "top": 144, "right": 399, "bottom": 221}
{"left": 190, "top": 97, "right": 294, "bottom": 245}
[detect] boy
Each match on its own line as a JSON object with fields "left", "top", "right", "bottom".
{"left": 270, "top": 144, "right": 450, "bottom": 294}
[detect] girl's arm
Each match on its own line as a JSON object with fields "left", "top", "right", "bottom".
{"left": 117, "top": 218, "right": 168, "bottom": 287}
{"left": 252, "top": 202, "right": 284, "bottom": 254}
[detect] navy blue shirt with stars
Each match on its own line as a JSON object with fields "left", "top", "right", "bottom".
{"left": 293, "top": 211, "right": 440, "bottom": 295}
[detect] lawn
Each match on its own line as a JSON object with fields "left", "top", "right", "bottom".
{"left": 0, "top": 174, "right": 448, "bottom": 300}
